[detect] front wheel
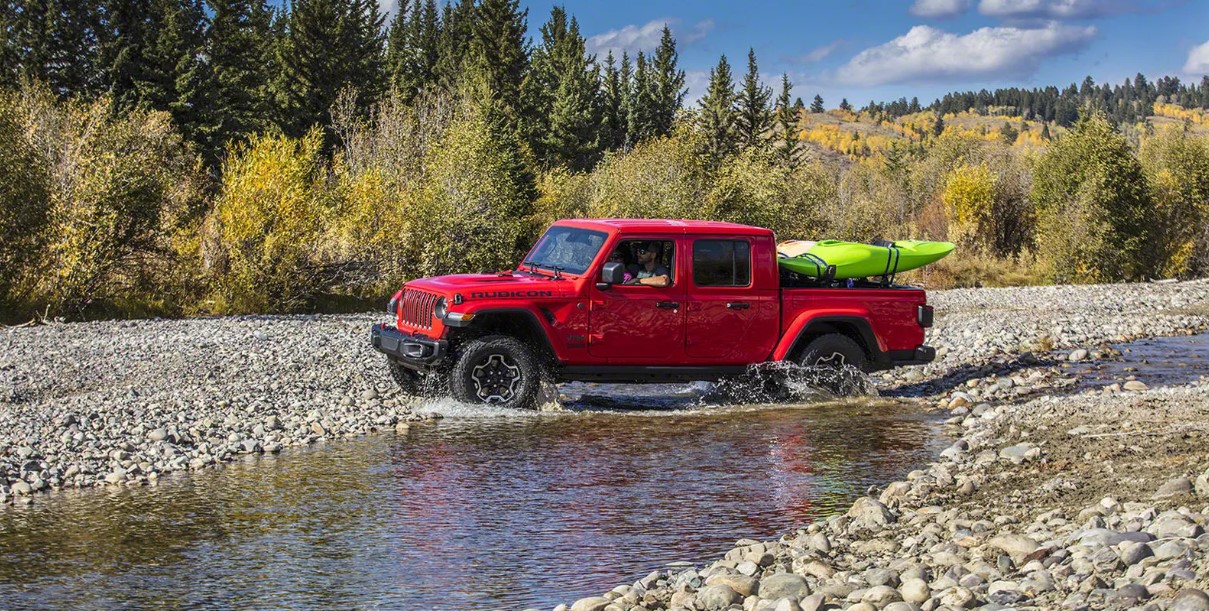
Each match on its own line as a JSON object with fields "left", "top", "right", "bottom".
{"left": 449, "top": 335, "right": 543, "bottom": 409}
{"left": 388, "top": 359, "right": 445, "bottom": 397}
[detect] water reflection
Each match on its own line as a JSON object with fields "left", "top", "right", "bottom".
{"left": 0, "top": 399, "right": 944, "bottom": 610}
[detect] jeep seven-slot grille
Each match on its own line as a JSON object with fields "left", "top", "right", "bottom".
{"left": 400, "top": 289, "right": 439, "bottom": 331}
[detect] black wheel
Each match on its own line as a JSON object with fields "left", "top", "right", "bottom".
{"left": 798, "top": 333, "right": 868, "bottom": 371}
{"left": 449, "top": 335, "right": 542, "bottom": 409}
{"left": 388, "top": 359, "right": 445, "bottom": 398}
{"left": 797, "top": 333, "right": 870, "bottom": 396}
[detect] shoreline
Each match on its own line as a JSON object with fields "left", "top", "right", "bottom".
{"left": 4, "top": 281, "right": 1209, "bottom": 611}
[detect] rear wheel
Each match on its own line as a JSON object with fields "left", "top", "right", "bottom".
{"left": 798, "top": 334, "right": 870, "bottom": 396}
{"left": 798, "top": 333, "right": 867, "bottom": 371}
{"left": 449, "top": 335, "right": 542, "bottom": 409}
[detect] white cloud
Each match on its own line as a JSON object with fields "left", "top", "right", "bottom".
{"left": 586, "top": 19, "right": 714, "bottom": 57}
{"left": 978, "top": 0, "right": 1161, "bottom": 19}
{"left": 910, "top": 0, "right": 972, "bottom": 18}
{"left": 1185, "top": 40, "right": 1209, "bottom": 75}
{"left": 794, "top": 41, "right": 844, "bottom": 64}
{"left": 837, "top": 23, "right": 1096, "bottom": 86}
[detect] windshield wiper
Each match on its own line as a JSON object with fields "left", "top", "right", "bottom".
{"left": 520, "top": 260, "right": 550, "bottom": 276}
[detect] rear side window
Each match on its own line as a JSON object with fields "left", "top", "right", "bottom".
{"left": 693, "top": 240, "right": 751, "bottom": 286}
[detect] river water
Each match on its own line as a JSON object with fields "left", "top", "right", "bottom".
{"left": 0, "top": 389, "right": 945, "bottom": 610}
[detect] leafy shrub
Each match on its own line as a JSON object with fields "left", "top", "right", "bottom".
{"left": 587, "top": 131, "right": 709, "bottom": 220}
{"left": 11, "top": 83, "right": 205, "bottom": 319}
{"left": 1031, "top": 113, "right": 1151, "bottom": 282}
{"left": 1138, "top": 125, "right": 1209, "bottom": 277}
{"left": 204, "top": 130, "right": 334, "bottom": 313}
{"left": 706, "top": 148, "right": 829, "bottom": 239}
{"left": 0, "top": 95, "right": 51, "bottom": 311}
{"left": 404, "top": 106, "right": 532, "bottom": 277}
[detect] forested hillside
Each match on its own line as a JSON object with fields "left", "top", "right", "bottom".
{"left": 2, "top": 0, "right": 1208, "bottom": 321}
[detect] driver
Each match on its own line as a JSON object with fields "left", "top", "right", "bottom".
{"left": 626, "top": 241, "right": 670, "bottom": 287}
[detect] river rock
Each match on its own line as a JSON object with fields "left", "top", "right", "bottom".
{"left": 569, "top": 596, "right": 611, "bottom": 611}
{"left": 1112, "top": 583, "right": 1151, "bottom": 605}
{"left": 998, "top": 443, "right": 1040, "bottom": 464}
{"left": 899, "top": 578, "right": 930, "bottom": 604}
{"left": 1171, "top": 589, "right": 1209, "bottom": 611}
{"left": 988, "top": 534, "right": 1038, "bottom": 563}
{"left": 938, "top": 586, "right": 975, "bottom": 607}
{"left": 104, "top": 469, "right": 126, "bottom": 484}
{"left": 147, "top": 428, "right": 168, "bottom": 442}
{"left": 758, "top": 574, "right": 811, "bottom": 601}
{"left": 1155, "top": 476, "right": 1194, "bottom": 498}
{"left": 10, "top": 480, "right": 32, "bottom": 495}
{"left": 705, "top": 574, "right": 758, "bottom": 597}
{"left": 862, "top": 585, "right": 902, "bottom": 607}
{"left": 1195, "top": 468, "right": 1209, "bottom": 498}
{"left": 1123, "top": 380, "right": 1149, "bottom": 391}
{"left": 847, "top": 497, "right": 896, "bottom": 530}
{"left": 1068, "top": 348, "right": 1088, "bottom": 362}
{"left": 1119, "top": 541, "right": 1154, "bottom": 566}
{"left": 695, "top": 584, "right": 741, "bottom": 610}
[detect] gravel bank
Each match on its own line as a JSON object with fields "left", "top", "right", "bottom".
{"left": 0, "top": 314, "right": 423, "bottom": 503}
{"left": 4, "top": 280, "right": 1209, "bottom": 611}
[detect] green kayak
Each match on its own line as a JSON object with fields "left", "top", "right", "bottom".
{"left": 778, "top": 239, "right": 955, "bottom": 279}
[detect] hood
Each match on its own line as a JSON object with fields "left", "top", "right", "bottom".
{"left": 406, "top": 272, "right": 572, "bottom": 299}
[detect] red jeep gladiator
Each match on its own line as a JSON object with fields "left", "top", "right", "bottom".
{"left": 371, "top": 219, "right": 935, "bottom": 408}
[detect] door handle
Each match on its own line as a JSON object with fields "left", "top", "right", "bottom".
{"left": 656, "top": 301, "right": 679, "bottom": 309}
{"left": 726, "top": 302, "right": 750, "bottom": 310}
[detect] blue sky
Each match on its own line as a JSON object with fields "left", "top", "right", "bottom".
{"left": 381, "top": 0, "right": 1209, "bottom": 107}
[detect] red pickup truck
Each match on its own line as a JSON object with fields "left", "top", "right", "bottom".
{"left": 371, "top": 219, "right": 934, "bottom": 408}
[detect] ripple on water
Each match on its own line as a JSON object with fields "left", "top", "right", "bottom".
{"left": 0, "top": 389, "right": 946, "bottom": 610}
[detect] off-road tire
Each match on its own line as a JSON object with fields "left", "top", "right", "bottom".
{"left": 798, "top": 333, "right": 868, "bottom": 371}
{"left": 388, "top": 359, "right": 444, "bottom": 398}
{"left": 797, "top": 333, "right": 870, "bottom": 396}
{"left": 449, "top": 335, "right": 542, "bottom": 409}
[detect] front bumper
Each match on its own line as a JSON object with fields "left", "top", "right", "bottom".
{"left": 370, "top": 324, "right": 448, "bottom": 371}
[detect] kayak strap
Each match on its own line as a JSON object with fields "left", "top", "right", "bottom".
{"left": 880, "top": 244, "right": 902, "bottom": 286}
{"left": 797, "top": 252, "right": 829, "bottom": 278}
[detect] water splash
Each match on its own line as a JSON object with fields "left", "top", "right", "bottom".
{"left": 707, "top": 361, "right": 878, "bottom": 404}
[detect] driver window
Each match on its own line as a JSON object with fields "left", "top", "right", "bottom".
{"left": 607, "top": 239, "right": 675, "bottom": 287}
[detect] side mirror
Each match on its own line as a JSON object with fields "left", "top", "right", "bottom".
{"left": 597, "top": 261, "right": 625, "bottom": 289}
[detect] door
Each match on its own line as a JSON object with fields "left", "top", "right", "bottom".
{"left": 588, "top": 238, "right": 686, "bottom": 361}
{"left": 685, "top": 237, "right": 779, "bottom": 362}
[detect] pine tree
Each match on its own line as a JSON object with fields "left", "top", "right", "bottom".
{"left": 626, "top": 51, "right": 656, "bottom": 144}
{"left": 386, "top": 0, "right": 438, "bottom": 102}
{"left": 278, "top": 0, "right": 385, "bottom": 138}
{"left": 138, "top": 0, "right": 215, "bottom": 161}
{"left": 524, "top": 7, "right": 600, "bottom": 169}
{"left": 839, "top": 97, "right": 852, "bottom": 112}
{"left": 697, "top": 54, "right": 735, "bottom": 163}
{"left": 618, "top": 51, "right": 633, "bottom": 146}
{"left": 10, "top": 0, "right": 105, "bottom": 97}
{"left": 792, "top": 97, "right": 804, "bottom": 112}
{"left": 774, "top": 73, "right": 797, "bottom": 166}
{"left": 650, "top": 25, "right": 684, "bottom": 137}
{"left": 932, "top": 113, "right": 945, "bottom": 137}
{"left": 466, "top": 0, "right": 528, "bottom": 131}
{"left": 734, "top": 48, "right": 771, "bottom": 149}
{"left": 434, "top": 0, "right": 474, "bottom": 91}
{"left": 810, "top": 94, "right": 824, "bottom": 113}
{"left": 100, "top": 0, "right": 154, "bottom": 112}
{"left": 207, "top": 0, "right": 274, "bottom": 149}
{"left": 600, "top": 50, "right": 626, "bottom": 151}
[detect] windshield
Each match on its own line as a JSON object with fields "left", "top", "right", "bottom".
{"left": 522, "top": 226, "right": 608, "bottom": 275}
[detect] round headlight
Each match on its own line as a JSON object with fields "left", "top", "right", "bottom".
{"left": 433, "top": 297, "right": 447, "bottom": 320}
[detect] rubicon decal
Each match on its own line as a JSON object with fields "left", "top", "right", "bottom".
{"left": 468, "top": 290, "right": 555, "bottom": 299}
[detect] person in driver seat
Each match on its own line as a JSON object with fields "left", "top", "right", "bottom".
{"left": 625, "top": 241, "right": 670, "bottom": 287}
